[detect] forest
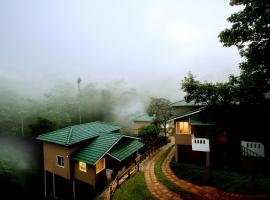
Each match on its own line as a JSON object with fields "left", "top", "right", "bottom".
{"left": 0, "top": 79, "right": 148, "bottom": 199}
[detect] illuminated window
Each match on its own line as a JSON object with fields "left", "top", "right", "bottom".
{"left": 178, "top": 122, "right": 189, "bottom": 133}
{"left": 79, "top": 161, "right": 87, "bottom": 172}
{"left": 56, "top": 155, "right": 64, "bottom": 167}
{"left": 96, "top": 158, "right": 105, "bottom": 174}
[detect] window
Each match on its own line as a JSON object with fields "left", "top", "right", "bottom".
{"left": 178, "top": 122, "right": 189, "bottom": 133}
{"left": 79, "top": 161, "right": 87, "bottom": 172}
{"left": 96, "top": 158, "right": 105, "bottom": 174}
{"left": 56, "top": 155, "right": 64, "bottom": 167}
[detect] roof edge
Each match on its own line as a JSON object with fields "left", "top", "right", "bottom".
{"left": 107, "top": 153, "right": 122, "bottom": 162}
{"left": 168, "top": 109, "right": 201, "bottom": 121}
{"left": 94, "top": 135, "right": 123, "bottom": 165}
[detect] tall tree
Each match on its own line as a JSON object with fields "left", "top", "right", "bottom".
{"left": 147, "top": 97, "right": 173, "bottom": 139}
{"left": 182, "top": 0, "right": 270, "bottom": 105}
{"left": 219, "top": 0, "right": 270, "bottom": 103}
{"left": 77, "top": 77, "right": 82, "bottom": 124}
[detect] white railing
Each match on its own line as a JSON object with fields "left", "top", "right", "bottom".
{"left": 192, "top": 135, "right": 210, "bottom": 152}
{"left": 241, "top": 141, "right": 265, "bottom": 157}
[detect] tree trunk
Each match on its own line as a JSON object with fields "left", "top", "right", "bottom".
{"left": 164, "top": 121, "right": 167, "bottom": 141}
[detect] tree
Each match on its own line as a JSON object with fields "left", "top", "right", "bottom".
{"left": 147, "top": 97, "right": 173, "bottom": 139}
{"left": 182, "top": 0, "right": 270, "bottom": 105}
{"left": 181, "top": 73, "right": 239, "bottom": 106}
{"left": 138, "top": 124, "right": 160, "bottom": 148}
{"left": 219, "top": 0, "right": 270, "bottom": 95}
{"left": 29, "top": 117, "right": 57, "bottom": 136}
{"left": 77, "top": 77, "right": 82, "bottom": 124}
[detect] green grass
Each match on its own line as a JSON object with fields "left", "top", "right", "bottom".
{"left": 112, "top": 172, "right": 155, "bottom": 200}
{"left": 154, "top": 145, "right": 195, "bottom": 198}
{"left": 170, "top": 161, "right": 270, "bottom": 195}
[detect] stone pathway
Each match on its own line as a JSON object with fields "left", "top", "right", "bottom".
{"left": 162, "top": 146, "right": 270, "bottom": 200}
{"left": 144, "top": 144, "right": 184, "bottom": 200}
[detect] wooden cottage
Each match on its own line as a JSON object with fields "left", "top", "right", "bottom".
{"left": 132, "top": 114, "right": 155, "bottom": 134}
{"left": 36, "top": 121, "right": 144, "bottom": 199}
{"left": 170, "top": 108, "right": 266, "bottom": 169}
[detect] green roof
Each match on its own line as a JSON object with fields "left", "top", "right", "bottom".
{"left": 134, "top": 114, "right": 155, "bottom": 122}
{"left": 169, "top": 109, "right": 201, "bottom": 121}
{"left": 72, "top": 133, "right": 121, "bottom": 165}
{"left": 189, "top": 118, "right": 215, "bottom": 126}
{"left": 170, "top": 99, "right": 202, "bottom": 107}
{"left": 36, "top": 121, "right": 121, "bottom": 146}
{"left": 109, "top": 139, "right": 144, "bottom": 161}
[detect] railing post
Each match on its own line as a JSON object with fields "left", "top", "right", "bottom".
{"left": 128, "top": 169, "right": 130, "bottom": 179}
{"left": 109, "top": 185, "right": 112, "bottom": 198}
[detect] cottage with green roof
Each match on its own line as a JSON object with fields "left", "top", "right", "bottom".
{"left": 132, "top": 114, "right": 155, "bottom": 134}
{"left": 36, "top": 121, "right": 144, "bottom": 199}
{"left": 170, "top": 99, "right": 202, "bottom": 115}
{"left": 170, "top": 107, "right": 265, "bottom": 169}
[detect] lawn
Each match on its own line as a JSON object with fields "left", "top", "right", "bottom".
{"left": 112, "top": 172, "right": 155, "bottom": 200}
{"left": 170, "top": 161, "right": 270, "bottom": 195}
{"left": 154, "top": 145, "right": 195, "bottom": 199}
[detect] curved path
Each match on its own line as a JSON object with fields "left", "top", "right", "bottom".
{"left": 144, "top": 144, "right": 184, "bottom": 200}
{"left": 162, "top": 146, "right": 270, "bottom": 200}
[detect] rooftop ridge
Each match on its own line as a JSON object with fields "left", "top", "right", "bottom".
{"left": 95, "top": 134, "right": 123, "bottom": 164}
{"left": 66, "top": 127, "right": 73, "bottom": 145}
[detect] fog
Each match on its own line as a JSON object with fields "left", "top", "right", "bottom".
{"left": 0, "top": 1, "right": 245, "bottom": 198}
{"left": 0, "top": 0, "right": 242, "bottom": 100}
{"left": 0, "top": 0, "right": 244, "bottom": 135}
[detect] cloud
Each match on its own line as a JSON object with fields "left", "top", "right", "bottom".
{"left": 145, "top": 2, "right": 205, "bottom": 45}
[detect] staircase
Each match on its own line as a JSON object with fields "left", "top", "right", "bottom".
{"left": 241, "top": 141, "right": 265, "bottom": 157}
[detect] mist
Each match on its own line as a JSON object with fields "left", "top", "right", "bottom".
{"left": 0, "top": 77, "right": 158, "bottom": 137}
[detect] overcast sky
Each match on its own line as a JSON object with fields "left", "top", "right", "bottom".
{"left": 0, "top": 0, "right": 242, "bottom": 100}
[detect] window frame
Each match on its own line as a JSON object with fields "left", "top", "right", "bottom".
{"left": 56, "top": 155, "right": 65, "bottom": 168}
{"left": 178, "top": 121, "right": 190, "bottom": 134}
{"left": 79, "top": 161, "right": 87, "bottom": 172}
{"left": 96, "top": 158, "right": 105, "bottom": 174}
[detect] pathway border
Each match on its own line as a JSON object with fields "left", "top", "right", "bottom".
{"left": 144, "top": 144, "right": 184, "bottom": 200}
{"left": 162, "top": 146, "right": 270, "bottom": 200}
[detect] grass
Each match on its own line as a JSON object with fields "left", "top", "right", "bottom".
{"left": 112, "top": 172, "right": 155, "bottom": 200}
{"left": 170, "top": 161, "right": 270, "bottom": 195}
{"left": 154, "top": 145, "right": 195, "bottom": 198}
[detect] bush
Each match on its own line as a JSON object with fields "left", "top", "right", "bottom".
{"left": 138, "top": 124, "right": 160, "bottom": 148}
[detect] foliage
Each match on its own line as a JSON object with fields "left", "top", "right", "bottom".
{"left": 154, "top": 145, "right": 195, "bottom": 198}
{"left": 29, "top": 117, "right": 57, "bottom": 136}
{"left": 181, "top": 73, "right": 239, "bottom": 106}
{"left": 147, "top": 97, "right": 173, "bottom": 138}
{"left": 138, "top": 124, "right": 160, "bottom": 148}
{"left": 182, "top": 0, "right": 270, "bottom": 105}
{"left": 219, "top": 0, "right": 270, "bottom": 94}
{"left": 112, "top": 172, "right": 155, "bottom": 200}
{"left": 0, "top": 80, "right": 144, "bottom": 137}
{"left": 170, "top": 161, "right": 270, "bottom": 195}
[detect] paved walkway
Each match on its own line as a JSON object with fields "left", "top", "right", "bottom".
{"left": 144, "top": 144, "right": 184, "bottom": 200}
{"left": 162, "top": 146, "right": 270, "bottom": 200}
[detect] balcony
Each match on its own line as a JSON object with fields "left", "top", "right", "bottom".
{"left": 175, "top": 133, "right": 192, "bottom": 145}
{"left": 241, "top": 141, "right": 265, "bottom": 157}
{"left": 192, "top": 137, "right": 210, "bottom": 152}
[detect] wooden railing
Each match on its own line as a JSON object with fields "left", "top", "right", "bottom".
{"left": 105, "top": 143, "right": 164, "bottom": 200}
{"left": 241, "top": 145, "right": 263, "bottom": 157}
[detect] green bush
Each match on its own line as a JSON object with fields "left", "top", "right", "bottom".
{"left": 138, "top": 124, "right": 160, "bottom": 148}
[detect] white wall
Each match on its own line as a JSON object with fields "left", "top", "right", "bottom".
{"left": 192, "top": 135, "right": 210, "bottom": 152}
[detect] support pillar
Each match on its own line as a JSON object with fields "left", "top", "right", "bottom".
{"left": 175, "top": 145, "right": 179, "bottom": 162}
{"left": 73, "top": 180, "right": 76, "bottom": 200}
{"left": 53, "top": 173, "right": 56, "bottom": 199}
{"left": 44, "top": 171, "right": 47, "bottom": 199}
{"left": 206, "top": 152, "right": 210, "bottom": 167}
